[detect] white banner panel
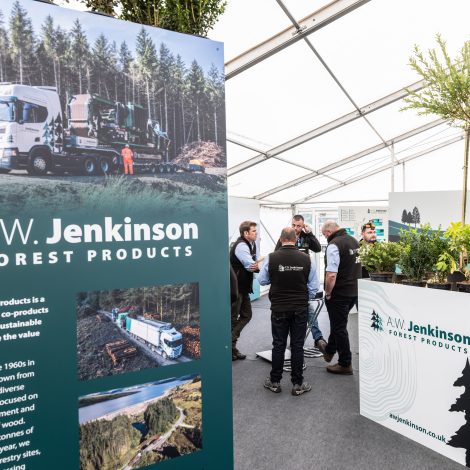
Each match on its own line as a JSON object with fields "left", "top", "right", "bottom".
{"left": 359, "top": 279, "right": 470, "bottom": 467}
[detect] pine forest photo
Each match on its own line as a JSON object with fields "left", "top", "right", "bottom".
{"left": 0, "top": 0, "right": 226, "bottom": 214}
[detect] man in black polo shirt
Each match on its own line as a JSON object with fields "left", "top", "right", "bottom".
{"left": 321, "top": 220, "right": 361, "bottom": 375}
{"left": 258, "top": 227, "right": 320, "bottom": 396}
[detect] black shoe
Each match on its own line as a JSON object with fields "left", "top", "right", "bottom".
{"left": 233, "top": 348, "right": 246, "bottom": 360}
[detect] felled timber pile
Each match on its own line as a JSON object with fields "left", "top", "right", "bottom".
{"left": 105, "top": 340, "right": 137, "bottom": 365}
{"left": 180, "top": 326, "right": 201, "bottom": 359}
{"left": 174, "top": 141, "right": 225, "bottom": 168}
{"left": 77, "top": 305, "right": 96, "bottom": 319}
{"left": 144, "top": 312, "right": 160, "bottom": 321}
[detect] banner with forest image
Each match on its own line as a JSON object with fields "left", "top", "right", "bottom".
{"left": 0, "top": 1, "right": 232, "bottom": 470}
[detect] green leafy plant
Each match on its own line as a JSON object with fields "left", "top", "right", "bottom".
{"left": 399, "top": 225, "right": 441, "bottom": 281}
{"left": 66, "top": 0, "right": 227, "bottom": 36}
{"left": 403, "top": 35, "right": 470, "bottom": 224}
{"left": 445, "top": 221, "right": 470, "bottom": 269}
{"left": 432, "top": 251, "right": 458, "bottom": 283}
{"left": 358, "top": 242, "right": 401, "bottom": 273}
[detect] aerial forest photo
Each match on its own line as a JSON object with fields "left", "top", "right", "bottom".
{"left": 77, "top": 283, "right": 200, "bottom": 381}
{"left": 0, "top": 0, "right": 226, "bottom": 214}
{"left": 79, "top": 375, "right": 203, "bottom": 470}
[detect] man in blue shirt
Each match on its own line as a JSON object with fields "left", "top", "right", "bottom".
{"left": 322, "top": 220, "right": 361, "bottom": 375}
{"left": 258, "top": 227, "right": 320, "bottom": 396}
{"left": 230, "top": 221, "right": 259, "bottom": 361}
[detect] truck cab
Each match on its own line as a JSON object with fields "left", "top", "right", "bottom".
{"left": 159, "top": 326, "right": 183, "bottom": 359}
{"left": 0, "top": 84, "right": 62, "bottom": 174}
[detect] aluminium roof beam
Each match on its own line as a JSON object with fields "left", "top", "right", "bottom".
{"left": 276, "top": 0, "right": 391, "bottom": 151}
{"left": 296, "top": 134, "right": 465, "bottom": 203}
{"left": 225, "top": 0, "right": 371, "bottom": 80}
{"left": 227, "top": 79, "right": 426, "bottom": 177}
{"left": 254, "top": 118, "right": 446, "bottom": 199}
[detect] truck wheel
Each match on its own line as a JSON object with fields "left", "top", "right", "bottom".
{"left": 28, "top": 152, "right": 49, "bottom": 176}
{"left": 83, "top": 157, "right": 97, "bottom": 175}
{"left": 99, "top": 157, "right": 111, "bottom": 175}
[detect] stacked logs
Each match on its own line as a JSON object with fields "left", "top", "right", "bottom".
{"left": 106, "top": 340, "right": 137, "bottom": 365}
{"left": 180, "top": 326, "right": 201, "bottom": 359}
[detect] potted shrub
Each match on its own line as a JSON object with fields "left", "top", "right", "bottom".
{"left": 444, "top": 222, "right": 470, "bottom": 292}
{"left": 358, "top": 242, "right": 401, "bottom": 283}
{"left": 399, "top": 225, "right": 438, "bottom": 287}
{"left": 428, "top": 251, "right": 458, "bottom": 290}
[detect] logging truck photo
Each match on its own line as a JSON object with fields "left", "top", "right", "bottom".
{"left": 0, "top": 83, "right": 172, "bottom": 176}
{"left": 77, "top": 283, "right": 200, "bottom": 381}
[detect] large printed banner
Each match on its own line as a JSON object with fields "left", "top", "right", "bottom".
{"left": 359, "top": 280, "right": 470, "bottom": 468}
{"left": 0, "top": 1, "right": 232, "bottom": 469}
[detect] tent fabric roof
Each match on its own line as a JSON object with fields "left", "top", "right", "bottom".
{"left": 209, "top": 0, "right": 470, "bottom": 204}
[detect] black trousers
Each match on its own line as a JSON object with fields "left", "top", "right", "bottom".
{"left": 270, "top": 309, "right": 308, "bottom": 385}
{"left": 325, "top": 295, "right": 357, "bottom": 367}
{"left": 231, "top": 293, "right": 252, "bottom": 348}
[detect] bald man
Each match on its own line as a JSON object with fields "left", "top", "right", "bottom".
{"left": 321, "top": 220, "right": 361, "bottom": 375}
{"left": 258, "top": 227, "right": 320, "bottom": 396}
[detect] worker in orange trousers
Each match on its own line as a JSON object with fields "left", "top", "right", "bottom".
{"left": 121, "top": 144, "right": 134, "bottom": 175}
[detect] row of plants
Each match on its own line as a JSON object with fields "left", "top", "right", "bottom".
{"left": 358, "top": 222, "right": 470, "bottom": 291}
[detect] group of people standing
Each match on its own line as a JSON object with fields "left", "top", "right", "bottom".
{"left": 230, "top": 215, "right": 378, "bottom": 396}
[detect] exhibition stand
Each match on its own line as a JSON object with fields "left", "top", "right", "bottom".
{"left": 359, "top": 279, "right": 470, "bottom": 468}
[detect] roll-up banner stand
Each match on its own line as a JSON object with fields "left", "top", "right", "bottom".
{"left": 0, "top": 1, "right": 232, "bottom": 469}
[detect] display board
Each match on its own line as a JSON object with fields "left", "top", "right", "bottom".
{"left": 359, "top": 280, "right": 470, "bottom": 468}
{"left": 338, "top": 206, "right": 388, "bottom": 241}
{"left": 388, "top": 191, "right": 470, "bottom": 240}
{"left": 0, "top": 1, "right": 232, "bottom": 469}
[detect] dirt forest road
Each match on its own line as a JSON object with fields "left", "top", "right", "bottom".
{"left": 122, "top": 406, "right": 193, "bottom": 470}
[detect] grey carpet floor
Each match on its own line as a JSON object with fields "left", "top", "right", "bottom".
{"left": 232, "top": 295, "right": 464, "bottom": 470}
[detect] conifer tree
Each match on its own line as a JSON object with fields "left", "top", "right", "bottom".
{"left": 371, "top": 310, "right": 383, "bottom": 331}
{"left": 69, "top": 19, "right": 89, "bottom": 94}
{"left": 448, "top": 358, "right": 470, "bottom": 467}
{"left": 135, "top": 27, "right": 158, "bottom": 119}
{"left": 9, "top": 0, "right": 34, "bottom": 84}
{"left": 0, "top": 10, "right": 10, "bottom": 82}
{"left": 401, "top": 209, "right": 408, "bottom": 225}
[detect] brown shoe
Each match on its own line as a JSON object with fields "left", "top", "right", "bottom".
{"left": 323, "top": 351, "right": 334, "bottom": 363}
{"left": 326, "top": 363, "right": 353, "bottom": 375}
{"left": 315, "top": 338, "right": 327, "bottom": 354}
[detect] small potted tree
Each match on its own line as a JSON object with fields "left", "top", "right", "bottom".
{"left": 358, "top": 242, "right": 401, "bottom": 283}
{"left": 399, "top": 225, "right": 437, "bottom": 287}
{"left": 445, "top": 222, "right": 470, "bottom": 292}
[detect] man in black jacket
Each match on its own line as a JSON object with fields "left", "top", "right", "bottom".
{"left": 322, "top": 220, "right": 361, "bottom": 375}
{"left": 230, "top": 221, "right": 259, "bottom": 361}
{"left": 275, "top": 214, "right": 321, "bottom": 254}
{"left": 258, "top": 227, "right": 320, "bottom": 396}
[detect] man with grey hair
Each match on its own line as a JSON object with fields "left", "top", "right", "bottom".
{"left": 321, "top": 220, "right": 360, "bottom": 375}
{"left": 258, "top": 227, "right": 320, "bottom": 396}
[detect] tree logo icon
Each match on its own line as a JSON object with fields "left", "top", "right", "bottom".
{"left": 448, "top": 358, "right": 470, "bottom": 467}
{"left": 371, "top": 310, "right": 383, "bottom": 332}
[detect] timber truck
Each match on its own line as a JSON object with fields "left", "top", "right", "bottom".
{"left": 125, "top": 316, "right": 183, "bottom": 359}
{"left": 0, "top": 83, "right": 172, "bottom": 175}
